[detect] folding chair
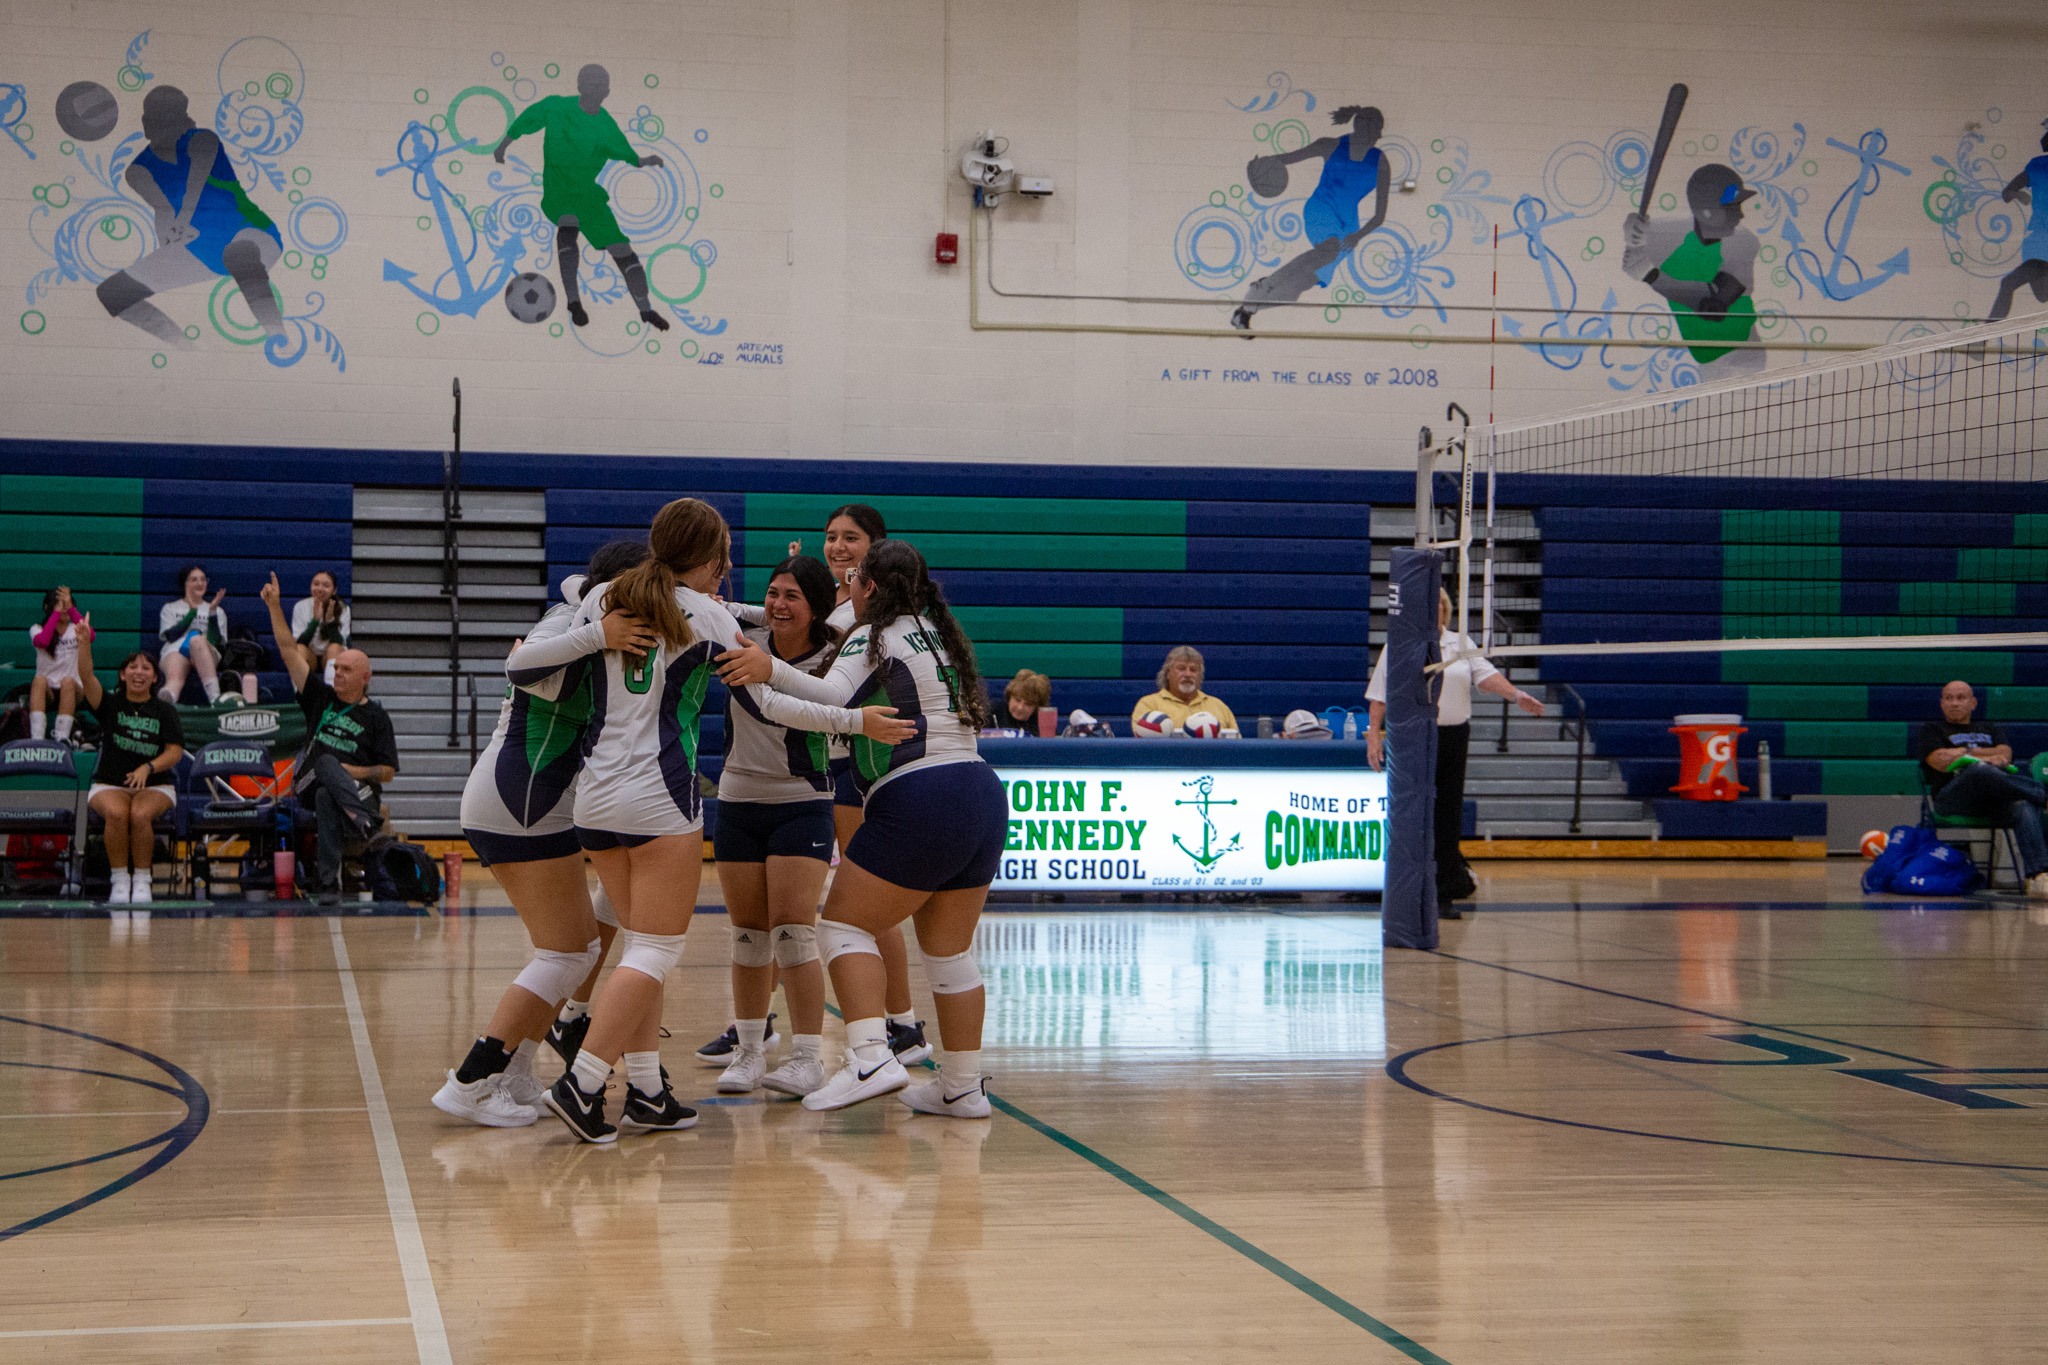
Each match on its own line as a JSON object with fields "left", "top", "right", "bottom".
{"left": 1919, "top": 765, "right": 2023, "bottom": 891}
{"left": 182, "top": 740, "right": 294, "bottom": 899}
{"left": 0, "top": 738, "right": 89, "bottom": 898}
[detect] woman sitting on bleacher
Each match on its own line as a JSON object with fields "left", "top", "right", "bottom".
{"left": 26, "top": 585, "right": 86, "bottom": 743}
{"left": 290, "top": 569, "right": 352, "bottom": 685}
{"left": 158, "top": 564, "right": 257, "bottom": 705}
{"left": 75, "top": 619, "right": 184, "bottom": 906}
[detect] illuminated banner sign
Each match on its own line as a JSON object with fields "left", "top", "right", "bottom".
{"left": 991, "top": 767, "right": 1388, "bottom": 892}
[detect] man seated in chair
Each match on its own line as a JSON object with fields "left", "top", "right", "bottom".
{"left": 1918, "top": 679, "right": 2048, "bottom": 897}
{"left": 260, "top": 574, "right": 397, "bottom": 903}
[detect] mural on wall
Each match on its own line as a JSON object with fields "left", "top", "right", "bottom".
{"left": 20, "top": 34, "right": 349, "bottom": 371}
{"left": 1984, "top": 122, "right": 2047, "bottom": 323}
{"left": 1229, "top": 105, "right": 1391, "bottom": 332}
{"left": 379, "top": 51, "right": 727, "bottom": 361}
{"left": 1926, "top": 111, "right": 2047, "bottom": 325}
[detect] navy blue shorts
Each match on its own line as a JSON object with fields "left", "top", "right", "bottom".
{"left": 465, "top": 827, "right": 581, "bottom": 868}
{"left": 714, "top": 799, "right": 834, "bottom": 863}
{"left": 575, "top": 827, "right": 658, "bottom": 852}
{"left": 831, "top": 757, "right": 862, "bottom": 809}
{"left": 846, "top": 761, "right": 1006, "bottom": 894}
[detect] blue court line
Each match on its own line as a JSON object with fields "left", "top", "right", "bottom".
{"left": 820, "top": 1000, "right": 1448, "bottom": 1361}
{"left": 0, "top": 1015, "right": 210, "bottom": 1242}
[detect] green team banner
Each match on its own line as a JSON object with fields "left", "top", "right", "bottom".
{"left": 991, "top": 767, "right": 1388, "bottom": 892}
{"left": 174, "top": 700, "right": 308, "bottom": 752}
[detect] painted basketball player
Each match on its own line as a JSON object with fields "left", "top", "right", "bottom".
{"left": 1231, "top": 105, "right": 1392, "bottom": 333}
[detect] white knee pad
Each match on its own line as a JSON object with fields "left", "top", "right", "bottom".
{"left": 773, "top": 922, "right": 819, "bottom": 968}
{"left": 591, "top": 883, "right": 617, "bottom": 928}
{"left": 513, "top": 938, "right": 602, "bottom": 1004}
{"left": 730, "top": 925, "right": 775, "bottom": 968}
{"left": 923, "top": 947, "right": 983, "bottom": 995}
{"left": 817, "top": 918, "right": 881, "bottom": 965}
{"left": 618, "top": 929, "right": 686, "bottom": 982}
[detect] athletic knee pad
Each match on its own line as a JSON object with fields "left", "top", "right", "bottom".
{"left": 617, "top": 929, "right": 686, "bottom": 982}
{"left": 772, "top": 922, "right": 819, "bottom": 968}
{"left": 513, "top": 938, "right": 602, "bottom": 1003}
{"left": 923, "top": 947, "right": 983, "bottom": 995}
{"left": 591, "top": 883, "right": 617, "bottom": 928}
{"left": 816, "top": 917, "right": 881, "bottom": 965}
{"left": 730, "top": 925, "right": 775, "bottom": 968}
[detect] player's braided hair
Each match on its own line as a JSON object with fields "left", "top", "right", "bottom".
{"left": 608, "top": 498, "right": 729, "bottom": 653}
{"left": 858, "top": 539, "right": 990, "bottom": 730}
{"left": 767, "top": 554, "right": 846, "bottom": 676}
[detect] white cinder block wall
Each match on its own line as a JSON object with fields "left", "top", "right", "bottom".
{"left": 1, "top": 0, "right": 2042, "bottom": 469}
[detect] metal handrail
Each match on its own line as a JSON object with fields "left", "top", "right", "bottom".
{"left": 443, "top": 377, "right": 464, "bottom": 748}
{"left": 1558, "top": 682, "right": 1589, "bottom": 835}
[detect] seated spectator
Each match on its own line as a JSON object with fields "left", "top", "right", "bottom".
{"left": 1131, "top": 646, "right": 1237, "bottom": 734}
{"left": 1280, "top": 708, "right": 1333, "bottom": 740}
{"left": 1004, "top": 669, "right": 1052, "bottom": 733}
{"left": 290, "top": 569, "right": 352, "bottom": 684}
{"left": 27, "top": 585, "right": 85, "bottom": 742}
{"left": 261, "top": 573, "right": 398, "bottom": 904}
{"left": 75, "top": 620, "right": 183, "bottom": 905}
{"left": 1919, "top": 679, "right": 2048, "bottom": 897}
{"left": 159, "top": 564, "right": 257, "bottom": 705}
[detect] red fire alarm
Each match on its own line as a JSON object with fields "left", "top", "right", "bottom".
{"left": 934, "top": 232, "right": 959, "bottom": 265}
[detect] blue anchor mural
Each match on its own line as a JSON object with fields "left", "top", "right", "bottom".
{"left": 377, "top": 121, "right": 522, "bottom": 317}
{"left": 1782, "top": 128, "right": 1910, "bottom": 301}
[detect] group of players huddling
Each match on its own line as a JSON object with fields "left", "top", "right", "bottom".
{"left": 431, "top": 499, "right": 1007, "bottom": 1142}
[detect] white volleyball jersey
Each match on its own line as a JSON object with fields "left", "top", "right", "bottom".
{"left": 562, "top": 583, "right": 863, "bottom": 837}
{"left": 461, "top": 580, "right": 595, "bottom": 837}
{"left": 812, "top": 613, "right": 983, "bottom": 799}
{"left": 718, "top": 625, "right": 839, "bottom": 805}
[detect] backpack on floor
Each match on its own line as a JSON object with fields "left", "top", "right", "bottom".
{"left": 1862, "top": 824, "right": 1982, "bottom": 895}
{"left": 369, "top": 841, "right": 442, "bottom": 904}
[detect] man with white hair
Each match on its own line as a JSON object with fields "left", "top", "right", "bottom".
{"left": 263, "top": 574, "right": 398, "bottom": 903}
{"left": 1130, "top": 646, "right": 1237, "bottom": 734}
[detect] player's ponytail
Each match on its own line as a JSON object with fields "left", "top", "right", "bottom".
{"left": 859, "top": 539, "right": 989, "bottom": 731}
{"left": 608, "top": 498, "right": 730, "bottom": 652}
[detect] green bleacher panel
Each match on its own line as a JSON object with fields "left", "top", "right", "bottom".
{"left": 1722, "top": 615, "right": 1952, "bottom": 639}
{"left": 1724, "top": 650, "right": 2013, "bottom": 686}
{"left": 2012, "top": 514, "right": 2048, "bottom": 547}
{"left": 1781, "top": 721, "right": 1908, "bottom": 757}
{"left": 0, "top": 554, "right": 143, "bottom": 594}
{"left": 0, "top": 513, "right": 142, "bottom": 555}
{"left": 738, "top": 530, "right": 1184, "bottom": 572}
{"left": 1987, "top": 686, "right": 2048, "bottom": 718}
{"left": 953, "top": 606, "right": 1122, "bottom": 642}
{"left": 1897, "top": 582, "right": 2014, "bottom": 615}
{"left": 746, "top": 494, "right": 1185, "bottom": 537}
{"left": 1745, "top": 684, "right": 1868, "bottom": 718}
{"left": 1722, "top": 545, "right": 1842, "bottom": 579}
{"left": 975, "top": 643, "right": 1124, "bottom": 679}
{"left": 1721, "top": 510, "right": 1839, "bottom": 544}
{"left": 1722, "top": 582, "right": 1839, "bottom": 613}
{"left": 0, "top": 474, "right": 144, "bottom": 515}
{"left": 1957, "top": 548, "right": 2048, "bottom": 581}
{"left": 1819, "top": 760, "right": 1926, "bottom": 795}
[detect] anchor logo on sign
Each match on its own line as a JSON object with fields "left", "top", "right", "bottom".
{"left": 1173, "top": 775, "right": 1242, "bottom": 873}
{"left": 1782, "top": 128, "right": 1910, "bottom": 301}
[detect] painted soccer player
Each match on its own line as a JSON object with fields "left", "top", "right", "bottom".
{"left": 99, "top": 86, "right": 285, "bottom": 348}
{"left": 1986, "top": 120, "right": 2048, "bottom": 323}
{"left": 492, "top": 63, "right": 669, "bottom": 331}
{"left": 1622, "top": 163, "right": 1764, "bottom": 375}
{"left": 1231, "top": 105, "right": 1392, "bottom": 333}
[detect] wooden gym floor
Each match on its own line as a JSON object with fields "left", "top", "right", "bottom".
{"left": 2, "top": 860, "right": 2044, "bottom": 1363}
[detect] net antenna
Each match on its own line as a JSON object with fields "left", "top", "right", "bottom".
{"left": 1415, "top": 402, "right": 1480, "bottom": 648}
{"left": 1435, "top": 311, "right": 2048, "bottom": 672}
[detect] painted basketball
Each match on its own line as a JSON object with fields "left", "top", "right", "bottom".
{"left": 1132, "top": 710, "right": 1173, "bottom": 739}
{"left": 55, "top": 80, "right": 120, "bottom": 143}
{"left": 1246, "top": 155, "right": 1288, "bottom": 198}
{"left": 1860, "top": 829, "right": 1888, "bottom": 859}
{"left": 503, "top": 271, "right": 556, "bottom": 324}
{"left": 1182, "top": 711, "right": 1221, "bottom": 739}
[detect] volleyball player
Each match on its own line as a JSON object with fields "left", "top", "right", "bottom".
{"left": 716, "top": 539, "right": 1005, "bottom": 1116}
{"left": 430, "top": 542, "right": 646, "bottom": 1127}
{"left": 713, "top": 555, "right": 844, "bottom": 1097}
{"left": 704, "top": 502, "right": 934, "bottom": 1067}
{"left": 525, "top": 499, "right": 913, "bottom": 1143}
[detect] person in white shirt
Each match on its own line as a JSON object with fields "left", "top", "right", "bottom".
{"left": 288, "top": 569, "right": 352, "bottom": 684}
{"left": 1364, "top": 589, "right": 1542, "bottom": 918}
{"left": 157, "top": 564, "right": 255, "bottom": 703}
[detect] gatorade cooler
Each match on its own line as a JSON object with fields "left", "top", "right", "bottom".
{"left": 1669, "top": 714, "right": 1748, "bottom": 800}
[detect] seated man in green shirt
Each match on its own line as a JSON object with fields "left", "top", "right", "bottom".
{"left": 493, "top": 64, "right": 669, "bottom": 332}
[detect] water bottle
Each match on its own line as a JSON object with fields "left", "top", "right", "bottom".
{"left": 1757, "top": 739, "right": 1773, "bottom": 801}
{"left": 1257, "top": 715, "right": 1274, "bottom": 739}
{"left": 1343, "top": 711, "right": 1358, "bottom": 741}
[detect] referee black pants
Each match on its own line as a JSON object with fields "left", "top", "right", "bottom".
{"left": 1434, "top": 721, "right": 1474, "bottom": 902}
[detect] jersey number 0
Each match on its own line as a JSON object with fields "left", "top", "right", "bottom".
{"left": 622, "top": 654, "right": 655, "bottom": 695}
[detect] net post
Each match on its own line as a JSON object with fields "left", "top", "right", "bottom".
{"left": 1383, "top": 547, "right": 1442, "bottom": 951}
{"left": 1480, "top": 425, "right": 1497, "bottom": 655}
{"left": 1413, "top": 426, "right": 1433, "bottom": 549}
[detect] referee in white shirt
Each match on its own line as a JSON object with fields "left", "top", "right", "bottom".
{"left": 1365, "top": 589, "right": 1542, "bottom": 917}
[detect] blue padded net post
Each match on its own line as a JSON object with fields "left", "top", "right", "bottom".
{"left": 1382, "top": 547, "right": 1442, "bottom": 950}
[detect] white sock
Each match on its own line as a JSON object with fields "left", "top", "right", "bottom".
{"left": 52, "top": 714, "right": 72, "bottom": 741}
{"left": 28, "top": 711, "right": 45, "bottom": 739}
{"left": 623, "top": 1050, "right": 662, "bottom": 1095}
{"left": 846, "top": 1017, "right": 890, "bottom": 1067}
{"left": 157, "top": 686, "right": 177, "bottom": 705}
{"left": 108, "top": 868, "right": 131, "bottom": 900}
{"left": 793, "top": 1033, "right": 822, "bottom": 1059}
{"left": 558, "top": 999, "right": 591, "bottom": 1022}
{"left": 887, "top": 1010, "right": 917, "bottom": 1029}
{"left": 201, "top": 677, "right": 220, "bottom": 702}
{"left": 939, "top": 1049, "right": 983, "bottom": 1092}
{"left": 509, "top": 1038, "right": 539, "bottom": 1078}
{"left": 570, "top": 1050, "right": 611, "bottom": 1096}
{"left": 737, "top": 1017, "right": 767, "bottom": 1051}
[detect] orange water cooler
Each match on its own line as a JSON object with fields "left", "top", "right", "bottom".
{"left": 1669, "top": 713, "right": 1748, "bottom": 800}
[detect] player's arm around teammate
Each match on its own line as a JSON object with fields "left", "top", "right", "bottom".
{"left": 717, "top": 539, "right": 1006, "bottom": 1117}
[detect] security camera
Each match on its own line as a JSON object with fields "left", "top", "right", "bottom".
{"left": 961, "top": 130, "right": 1014, "bottom": 204}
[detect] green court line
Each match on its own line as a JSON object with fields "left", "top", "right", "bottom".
{"left": 987, "top": 1092, "right": 1452, "bottom": 1363}
{"left": 818, "top": 1004, "right": 1445, "bottom": 1359}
